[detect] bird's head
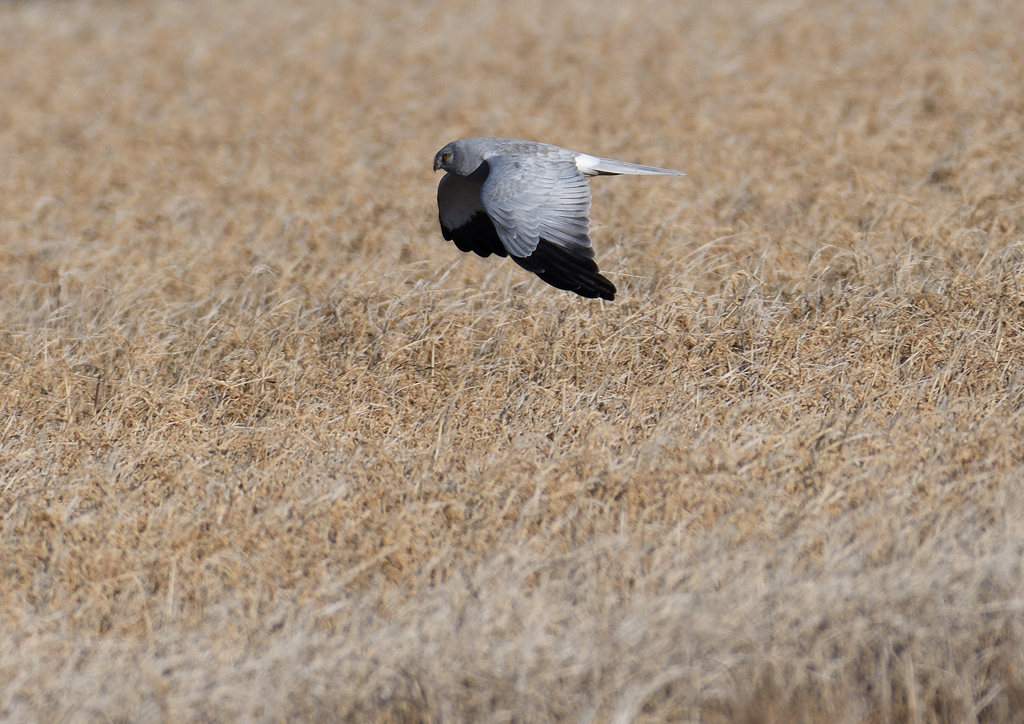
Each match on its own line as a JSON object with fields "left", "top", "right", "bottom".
{"left": 433, "top": 142, "right": 458, "bottom": 173}
{"left": 435, "top": 138, "right": 494, "bottom": 176}
{"left": 433, "top": 140, "right": 486, "bottom": 177}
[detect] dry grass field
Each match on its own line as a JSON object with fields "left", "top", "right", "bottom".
{"left": 2, "top": 0, "right": 1024, "bottom": 721}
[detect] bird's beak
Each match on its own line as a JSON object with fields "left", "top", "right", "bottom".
{"left": 433, "top": 157, "right": 442, "bottom": 172}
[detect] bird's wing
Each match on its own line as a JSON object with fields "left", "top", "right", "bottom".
{"left": 480, "top": 152, "right": 615, "bottom": 300}
{"left": 479, "top": 152, "right": 593, "bottom": 258}
{"left": 437, "top": 171, "right": 507, "bottom": 258}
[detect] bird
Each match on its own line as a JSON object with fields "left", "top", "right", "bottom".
{"left": 433, "top": 137, "right": 684, "bottom": 301}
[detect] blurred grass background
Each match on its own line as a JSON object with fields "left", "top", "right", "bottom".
{"left": 2, "top": 0, "right": 1024, "bottom": 721}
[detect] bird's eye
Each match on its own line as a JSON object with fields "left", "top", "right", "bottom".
{"left": 443, "top": 153, "right": 451, "bottom": 160}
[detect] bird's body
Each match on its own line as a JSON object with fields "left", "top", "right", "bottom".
{"left": 433, "top": 137, "right": 684, "bottom": 301}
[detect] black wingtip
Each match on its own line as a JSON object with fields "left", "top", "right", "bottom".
{"left": 514, "top": 239, "right": 617, "bottom": 301}
{"left": 441, "top": 212, "right": 508, "bottom": 258}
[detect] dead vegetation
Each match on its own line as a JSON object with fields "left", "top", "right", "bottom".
{"left": 2, "top": 0, "right": 1024, "bottom": 721}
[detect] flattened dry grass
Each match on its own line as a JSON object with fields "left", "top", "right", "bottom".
{"left": 2, "top": 0, "right": 1024, "bottom": 721}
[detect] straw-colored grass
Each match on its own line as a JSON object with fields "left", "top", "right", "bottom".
{"left": 2, "top": 0, "right": 1024, "bottom": 721}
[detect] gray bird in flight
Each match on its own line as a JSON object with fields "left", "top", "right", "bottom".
{"left": 433, "top": 137, "right": 684, "bottom": 301}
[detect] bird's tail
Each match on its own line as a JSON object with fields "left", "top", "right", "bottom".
{"left": 575, "top": 153, "right": 686, "bottom": 177}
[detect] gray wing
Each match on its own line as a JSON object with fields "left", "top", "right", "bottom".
{"left": 437, "top": 171, "right": 507, "bottom": 258}
{"left": 480, "top": 153, "right": 592, "bottom": 258}
{"left": 479, "top": 153, "right": 615, "bottom": 300}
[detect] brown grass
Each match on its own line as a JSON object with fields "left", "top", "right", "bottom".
{"left": 2, "top": 0, "right": 1024, "bottom": 721}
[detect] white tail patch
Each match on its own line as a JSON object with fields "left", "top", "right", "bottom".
{"left": 575, "top": 154, "right": 602, "bottom": 176}
{"left": 575, "top": 153, "right": 685, "bottom": 177}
